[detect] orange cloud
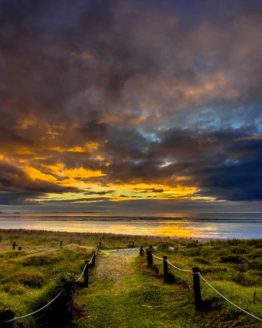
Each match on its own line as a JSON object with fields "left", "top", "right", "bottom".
{"left": 63, "top": 167, "right": 105, "bottom": 179}
{"left": 24, "top": 167, "right": 57, "bottom": 183}
{"left": 50, "top": 142, "right": 99, "bottom": 153}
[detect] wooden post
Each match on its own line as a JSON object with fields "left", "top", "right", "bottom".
{"left": 84, "top": 260, "right": 89, "bottom": 287}
{"left": 63, "top": 281, "right": 75, "bottom": 317}
{"left": 12, "top": 241, "right": 16, "bottom": 250}
{"left": 163, "top": 256, "right": 168, "bottom": 282}
{"left": 146, "top": 249, "right": 153, "bottom": 268}
{"left": 91, "top": 251, "right": 96, "bottom": 267}
{"left": 139, "top": 247, "right": 145, "bottom": 256}
{"left": 192, "top": 267, "right": 202, "bottom": 311}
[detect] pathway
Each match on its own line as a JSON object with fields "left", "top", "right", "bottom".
{"left": 75, "top": 248, "right": 187, "bottom": 328}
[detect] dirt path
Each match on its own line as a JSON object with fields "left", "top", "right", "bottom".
{"left": 76, "top": 248, "right": 188, "bottom": 328}
{"left": 95, "top": 248, "right": 139, "bottom": 294}
{"left": 105, "top": 248, "right": 140, "bottom": 256}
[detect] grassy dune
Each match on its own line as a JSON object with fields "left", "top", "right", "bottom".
{"left": 0, "top": 229, "right": 261, "bottom": 327}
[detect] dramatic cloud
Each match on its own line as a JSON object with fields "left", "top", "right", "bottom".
{"left": 0, "top": 0, "right": 261, "bottom": 212}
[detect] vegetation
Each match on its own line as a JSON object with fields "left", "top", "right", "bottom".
{"left": 0, "top": 229, "right": 261, "bottom": 327}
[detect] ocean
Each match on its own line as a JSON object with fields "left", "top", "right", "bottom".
{"left": 0, "top": 212, "right": 262, "bottom": 239}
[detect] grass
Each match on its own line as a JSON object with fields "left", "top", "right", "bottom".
{"left": 144, "top": 239, "right": 262, "bottom": 327}
{"left": 75, "top": 251, "right": 191, "bottom": 328}
{"left": 0, "top": 229, "right": 261, "bottom": 327}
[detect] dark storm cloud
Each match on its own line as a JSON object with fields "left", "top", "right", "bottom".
{"left": 0, "top": 162, "right": 77, "bottom": 204}
{"left": 0, "top": 0, "right": 261, "bottom": 208}
{"left": 104, "top": 128, "right": 262, "bottom": 201}
{"left": 0, "top": 191, "right": 39, "bottom": 205}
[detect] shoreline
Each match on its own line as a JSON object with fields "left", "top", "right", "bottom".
{"left": 1, "top": 228, "right": 261, "bottom": 242}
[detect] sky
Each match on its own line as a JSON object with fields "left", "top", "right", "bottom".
{"left": 0, "top": 0, "right": 262, "bottom": 214}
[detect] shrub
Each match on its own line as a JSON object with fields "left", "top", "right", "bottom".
{"left": 231, "top": 272, "right": 260, "bottom": 287}
{"left": 231, "top": 246, "right": 248, "bottom": 254}
{"left": 248, "top": 261, "right": 262, "bottom": 270}
{"left": 30, "top": 274, "right": 75, "bottom": 328}
{"left": 220, "top": 256, "right": 245, "bottom": 264}
{"left": 193, "top": 257, "right": 210, "bottom": 265}
{"left": 23, "top": 255, "right": 60, "bottom": 266}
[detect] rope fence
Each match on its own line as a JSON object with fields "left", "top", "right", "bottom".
{"left": 166, "top": 260, "right": 192, "bottom": 273}
{"left": 75, "top": 262, "right": 88, "bottom": 283}
{"left": 198, "top": 273, "right": 262, "bottom": 322}
{"left": 141, "top": 247, "right": 262, "bottom": 323}
{"left": 151, "top": 254, "right": 162, "bottom": 261}
{"left": 2, "top": 243, "right": 261, "bottom": 324}
{"left": 2, "top": 291, "right": 63, "bottom": 323}
{"left": 1, "top": 245, "right": 100, "bottom": 324}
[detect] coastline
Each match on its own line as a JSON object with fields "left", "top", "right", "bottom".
{"left": 1, "top": 228, "right": 261, "bottom": 242}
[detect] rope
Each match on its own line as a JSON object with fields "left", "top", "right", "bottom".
{"left": 166, "top": 260, "right": 192, "bottom": 273}
{"left": 2, "top": 248, "right": 98, "bottom": 323}
{"left": 142, "top": 248, "right": 262, "bottom": 323}
{"left": 2, "top": 291, "right": 63, "bottom": 323}
{"left": 75, "top": 263, "right": 88, "bottom": 282}
{"left": 198, "top": 273, "right": 262, "bottom": 322}
{"left": 90, "top": 252, "right": 96, "bottom": 261}
{"left": 152, "top": 254, "right": 163, "bottom": 261}
{"left": 151, "top": 253, "right": 192, "bottom": 273}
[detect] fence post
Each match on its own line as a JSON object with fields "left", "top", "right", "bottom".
{"left": 84, "top": 260, "right": 89, "bottom": 287}
{"left": 63, "top": 281, "right": 75, "bottom": 317}
{"left": 192, "top": 267, "right": 202, "bottom": 311}
{"left": 146, "top": 249, "right": 153, "bottom": 268}
{"left": 163, "top": 256, "right": 168, "bottom": 282}
{"left": 139, "top": 247, "right": 145, "bottom": 256}
{"left": 91, "top": 251, "right": 96, "bottom": 267}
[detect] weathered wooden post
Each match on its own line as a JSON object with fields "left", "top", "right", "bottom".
{"left": 163, "top": 256, "right": 168, "bottom": 282}
{"left": 91, "top": 251, "right": 96, "bottom": 267}
{"left": 146, "top": 248, "right": 153, "bottom": 268}
{"left": 60, "top": 240, "right": 63, "bottom": 247}
{"left": 192, "top": 267, "right": 202, "bottom": 311}
{"left": 84, "top": 260, "right": 89, "bottom": 287}
{"left": 139, "top": 247, "right": 145, "bottom": 256}
{"left": 63, "top": 281, "right": 75, "bottom": 318}
{"left": 12, "top": 241, "right": 16, "bottom": 250}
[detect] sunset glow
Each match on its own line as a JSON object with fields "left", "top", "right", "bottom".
{"left": 0, "top": 0, "right": 261, "bottom": 214}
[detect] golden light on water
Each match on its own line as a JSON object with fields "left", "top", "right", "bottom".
{"left": 0, "top": 215, "right": 223, "bottom": 239}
